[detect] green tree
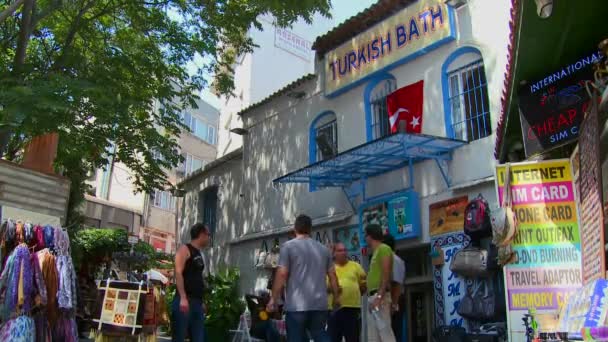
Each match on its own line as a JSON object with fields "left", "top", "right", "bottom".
{"left": 0, "top": 0, "right": 330, "bottom": 225}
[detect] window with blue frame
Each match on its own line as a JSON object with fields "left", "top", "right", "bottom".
{"left": 198, "top": 186, "right": 218, "bottom": 238}
{"left": 311, "top": 112, "right": 338, "bottom": 162}
{"left": 445, "top": 55, "right": 491, "bottom": 142}
{"left": 369, "top": 78, "right": 397, "bottom": 140}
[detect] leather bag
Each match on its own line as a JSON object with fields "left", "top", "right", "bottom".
{"left": 491, "top": 163, "right": 518, "bottom": 246}
{"left": 450, "top": 246, "right": 496, "bottom": 278}
{"left": 457, "top": 281, "right": 481, "bottom": 319}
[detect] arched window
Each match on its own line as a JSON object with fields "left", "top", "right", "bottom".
{"left": 364, "top": 74, "right": 397, "bottom": 141}
{"left": 442, "top": 47, "right": 491, "bottom": 141}
{"left": 309, "top": 111, "right": 338, "bottom": 163}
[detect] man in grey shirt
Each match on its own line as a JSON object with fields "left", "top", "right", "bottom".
{"left": 267, "top": 214, "right": 340, "bottom": 342}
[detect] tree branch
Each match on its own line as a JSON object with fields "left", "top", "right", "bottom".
{"left": 12, "top": 0, "right": 34, "bottom": 73}
{"left": 53, "top": 0, "right": 96, "bottom": 69}
{"left": 0, "top": 0, "right": 24, "bottom": 24}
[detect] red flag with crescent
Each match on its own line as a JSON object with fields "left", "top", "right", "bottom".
{"left": 386, "top": 80, "right": 424, "bottom": 134}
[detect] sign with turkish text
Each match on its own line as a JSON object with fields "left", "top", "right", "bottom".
{"left": 578, "top": 97, "right": 605, "bottom": 284}
{"left": 496, "top": 160, "right": 582, "bottom": 340}
{"left": 274, "top": 27, "right": 313, "bottom": 62}
{"left": 429, "top": 196, "right": 468, "bottom": 236}
{"left": 518, "top": 50, "right": 604, "bottom": 157}
{"left": 323, "top": 0, "right": 454, "bottom": 96}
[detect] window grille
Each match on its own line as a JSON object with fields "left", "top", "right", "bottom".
{"left": 370, "top": 79, "right": 397, "bottom": 140}
{"left": 447, "top": 60, "right": 491, "bottom": 141}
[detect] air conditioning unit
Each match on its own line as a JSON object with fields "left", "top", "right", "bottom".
{"left": 316, "top": 134, "right": 336, "bottom": 160}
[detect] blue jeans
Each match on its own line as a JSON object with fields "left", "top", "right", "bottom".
{"left": 285, "top": 311, "right": 330, "bottom": 342}
{"left": 171, "top": 295, "right": 205, "bottom": 342}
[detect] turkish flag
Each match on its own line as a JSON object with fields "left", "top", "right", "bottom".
{"left": 386, "top": 80, "right": 424, "bottom": 134}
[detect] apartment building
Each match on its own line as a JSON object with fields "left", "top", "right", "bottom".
{"left": 84, "top": 98, "right": 219, "bottom": 253}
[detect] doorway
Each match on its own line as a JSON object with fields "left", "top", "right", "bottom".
{"left": 405, "top": 283, "right": 434, "bottom": 342}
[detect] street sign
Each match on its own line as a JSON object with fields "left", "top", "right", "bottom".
{"left": 128, "top": 235, "right": 139, "bottom": 245}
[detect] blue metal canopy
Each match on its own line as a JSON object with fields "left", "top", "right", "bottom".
{"left": 273, "top": 133, "right": 467, "bottom": 190}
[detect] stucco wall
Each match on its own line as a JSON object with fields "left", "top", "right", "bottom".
{"left": 179, "top": 153, "right": 244, "bottom": 273}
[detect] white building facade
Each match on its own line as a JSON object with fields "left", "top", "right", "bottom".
{"left": 180, "top": 0, "right": 511, "bottom": 340}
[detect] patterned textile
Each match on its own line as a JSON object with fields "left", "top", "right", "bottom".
{"left": 31, "top": 252, "right": 47, "bottom": 306}
{"left": 0, "top": 315, "right": 35, "bottom": 342}
{"left": 43, "top": 226, "right": 54, "bottom": 250}
{"left": 0, "top": 245, "right": 34, "bottom": 320}
{"left": 94, "top": 281, "right": 148, "bottom": 335}
{"left": 57, "top": 255, "right": 77, "bottom": 309}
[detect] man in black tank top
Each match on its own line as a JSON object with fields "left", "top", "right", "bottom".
{"left": 171, "top": 223, "right": 210, "bottom": 342}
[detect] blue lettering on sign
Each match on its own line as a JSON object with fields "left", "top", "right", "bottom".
{"left": 445, "top": 246, "right": 458, "bottom": 263}
{"left": 449, "top": 299, "right": 460, "bottom": 316}
{"left": 448, "top": 281, "right": 461, "bottom": 297}
{"left": 450, "top": 318, "right": 464, "bottom": 327}
{"left": 448, "top": 271, "right": 458, "bottom": 281}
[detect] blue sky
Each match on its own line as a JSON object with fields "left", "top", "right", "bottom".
{"left": 199, "top": 0, "right": 377, "bottom": 108}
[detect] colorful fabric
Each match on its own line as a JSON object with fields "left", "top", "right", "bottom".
{"left": 328, "top": 261, "right": 366, "bottom": 309}
{"left": 0, "top": 245, "right": 34, "bottom": 318}
{"left": 53, "top": 315, "right": 78, "bottom": 342}
{"left": 31, "top": 251, "right": 47, "bottom": 306}
{"left": 0, "top": 315, "right": 35, "bottom": 342}
{"left": 367, "top": 243, "right": 393, "bottom": 292}
{"left": 34, "top": 225, "right": 45, "bottom": 250}
{"left": 57, "top": 255, "right": 77, "bottom": 309}
{"left": 43, "top": 225, "right": 54, "bottom": 249}
{"left": 40, "top": 249, "right": 59, "bottom": 324}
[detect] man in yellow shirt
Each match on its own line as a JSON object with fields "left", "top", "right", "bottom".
{"left": 327, "top": 242, "right": 366, "bottom": 342}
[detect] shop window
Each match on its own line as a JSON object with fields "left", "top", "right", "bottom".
{"left": 364, "top": 74, "right": 397, "bottom": 141}
{"left": 442, "top": 47, "right": 491, "bottom": 141}
{"left": 198, "top": 186, "right": 218, "bottom": 238}
{"left": 310, "top": 111, "right": 338, "bottom": 163}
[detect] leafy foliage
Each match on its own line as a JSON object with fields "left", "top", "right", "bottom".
{"left": 71, "top": 227, "right": 171, "bottom": 273}
{"left": 204, "top": 268, "right": 246, "bottom": 340}
{"left": 0, "top": 0, "right": 331, "bottom": 225}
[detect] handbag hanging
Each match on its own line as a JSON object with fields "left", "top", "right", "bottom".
{"left": 255, "top": 240, "right": 269, "bottom": 269}
{"left": 491, "top": 163, "right": 518, "bottom": 246}
{"left": 449, "top": 246, "right": 496, "bottom": 278}
{"left": 457, "top": 280, "right": 482, "bottom": 319}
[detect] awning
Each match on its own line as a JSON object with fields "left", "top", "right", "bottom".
{"left": 273, "top": 133, "right": 467, "bottom": 189}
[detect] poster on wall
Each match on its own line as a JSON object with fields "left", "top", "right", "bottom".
{"left": 429, "top": 196, "right": 469, "bottom": 236}
{"left": 578, "top": 97, "right": 606, "bottom": 284}
{"left": 518, "top": 50, "right": 604, "bottom": 157}
{"left": 431, "top": 232, "right": 468, "bottom": 329}
{"left": 359, "top": 190, "right": 421, "bottom": 242}
{"left": 496, "top": 160, "right": 582, "bottom": 340}
{"left": 333, "top": 226, "right": 362, "bottom": 264}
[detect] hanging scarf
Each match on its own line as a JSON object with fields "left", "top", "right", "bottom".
{"left": 54, "top": 228, "right": 70, "bottom": 256}
{"left": 0, "top": 245, "right": 33, "bottom": 320}
{"left": 4, "top": 220, "right": 16, "bottom": 244}
{"left": 0, "top": 315, "right": 35, "bottom": 342}
{"left": 34, "top": 225, "right": 45, "bottom": 251}
{"left": 23, "top": 223, "right": 34, "bottom": 245}
{"left": 43, "top": 225, "right": 54, "bottom": 250}
{"left": 31, "top": 251, "right": 47, "bottom": 306}
{"left": 40, "top": 249, "right": 59, "bottom": 325}
{"left": 53, "top": 315, "right": 78, "bottom": 342}
{"left": 57, "top": 255, "right": 77, "bottom": 309}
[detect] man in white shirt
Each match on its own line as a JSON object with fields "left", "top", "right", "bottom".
{"left": 383, "top": 235, "right": 405, "bottom": 341}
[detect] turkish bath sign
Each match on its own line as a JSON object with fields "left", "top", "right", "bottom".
{"left": 518, "top": 50, "right": 604, "bottom": 157}
{"left": 496, "top": 160, "right": 582, "bottom": 340}
{"left": 323, "top": 0, "right": 455, "bottom": 96}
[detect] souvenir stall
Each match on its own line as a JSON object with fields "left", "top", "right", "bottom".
{"left": 90, "top": 248, "right": 164, "bottom": 341}
{"left": 0, "top": 219, "right": 78, "bottom": 342}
